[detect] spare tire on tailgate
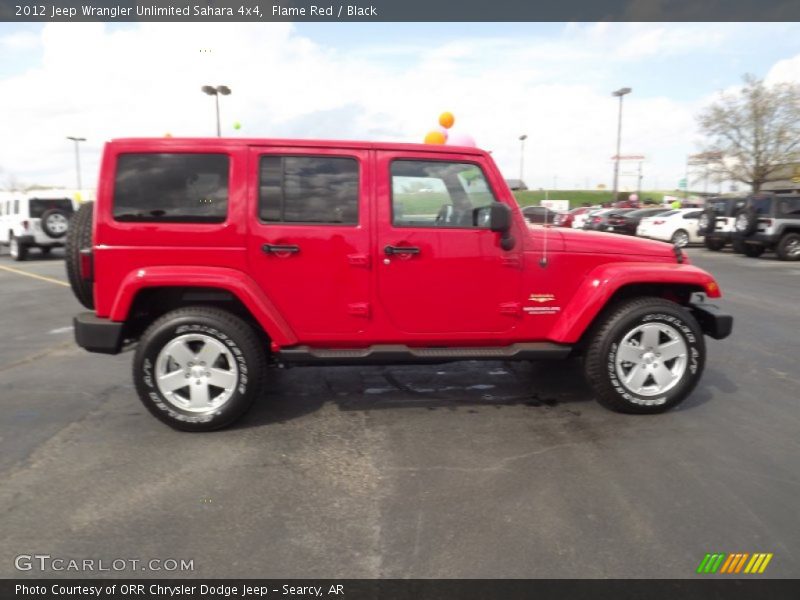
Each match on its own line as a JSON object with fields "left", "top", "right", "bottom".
{"left": 65, "top": 201, "right": 95, "bottom": 309}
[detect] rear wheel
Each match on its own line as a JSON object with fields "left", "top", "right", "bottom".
{"left": 742, "top": 244, "right": 765, "bottom": 258}
{"left": 64, "top": 202, "right": 95, "bottom": 309}
{"left": 704, "top": 237, "right": 726, "bottom": 251}
{"left": 584, "top": 297, "right": 705, "bottom": 414}
{"left": 731, "top": 237, "right": 745, "bottom": 254}
{"left": 776, "top": 233, "right": 800, "bottom": 261}
{"left": 9, "top": 236, "right": 28, "bottom": 261}
{"left": 133, "top": 307, "right": 267, "bottom": 431}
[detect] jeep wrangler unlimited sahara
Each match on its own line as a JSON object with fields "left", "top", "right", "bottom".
{"left": 68, "top": 138, "right": 732, "bottom": 431}
{"left": 733, "top": 193, "right": 800, "bottom": 260}
{"left": 697, "top": 196, "right": 747, "bottom": 252}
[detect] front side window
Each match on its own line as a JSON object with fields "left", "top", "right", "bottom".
{"left": 749, "top": 197, "right": 773, "bottom": 215}
{"left": 113, "top": 153, "right": 229, "bottom": 223}
{"left": 258, "top": 156, "right": 359, "bottom": 224}
{"left": 391, "top": 160, "right": 497, "bottom": 228}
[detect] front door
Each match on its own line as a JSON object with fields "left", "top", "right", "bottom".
{"left": 247, "top": 146, "right": 372, "bottom": 342}
{"left": 374, "top": 151, "right": 523, "bottom": 338}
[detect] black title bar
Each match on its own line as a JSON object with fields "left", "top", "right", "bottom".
{"left": 4, "top": 579, "right": 800, "bottom": 600}
{"left": 2, "top": 0, "right": 800, "bottom": 22}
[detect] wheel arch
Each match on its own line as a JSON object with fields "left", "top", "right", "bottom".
{"left": 549, "top": 262, "right": 718, "bottom": 346}
{"left": 108, "top": 266, "right": 297, "bottom": 346}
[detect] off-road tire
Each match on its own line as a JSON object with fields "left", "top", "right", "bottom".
{"left": 742, "top": 244, "right": 765, "bottom": 258}
{"left": 704, "top": 237, "right": 726, "bottom": 251}
{"left": 40, "top": 208, "right": 70, "bottom": 239}
{"left": 735, "top": 208, "right": 757, "bottom": 236}
{"left": 64, "top": 201, "right": 95, "bottom": 309}
{"left": 698, "top": 209, "right": 715, "bottom": 235}
{"left": 776, "top": 232, "right": 800, "bottom": 261}
{"left": 133, "top": 307, "right": 267, "bottom": 432}
{"left": 584, "top": 297, "right": 705, "bottom": 414}
{"left": 9, "top": 235, "right": 28, "bottom": 261}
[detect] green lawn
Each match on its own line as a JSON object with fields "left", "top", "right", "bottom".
{"left": 513, "top": 190, "right": 675, "bottom": 209}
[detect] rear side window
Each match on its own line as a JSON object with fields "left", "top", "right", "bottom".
{"left": 776, "top": 197, "right": 800, "bottom": 216}
{"left": 683, "top": 211, "right": 701, "bottom": 219}
{"left": 29, "top": 199, "right": 74, "bottom": 218}
{"left": 749, "top": 197, "right": 773, "bottom": 215}
{"left": 258, "top": 156, "right": 359, "bottom": 224}
{"left": 113, "top": 153, "right": 229, "bottom": 223}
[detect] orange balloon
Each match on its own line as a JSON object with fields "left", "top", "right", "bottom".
{"left": 438, "top": 112, "right": 455, "bottom": 129}
{"left": 424, "top": 130, "right": 446, "bottom": 145}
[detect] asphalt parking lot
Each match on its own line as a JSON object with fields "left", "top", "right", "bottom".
{"left": 0, "top": 246, "right": 798, "bottom": 579}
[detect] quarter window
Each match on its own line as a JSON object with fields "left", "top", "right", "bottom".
{"left": 391, "top": 160, "right": 497, "bottom": 228}
{"left": 258, "top": 156, "right": 359, "bottom": 224}
{"left": 113, "top": 153, "right": 229, "bottom": 223}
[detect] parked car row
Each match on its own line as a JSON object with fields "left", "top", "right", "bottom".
{"left": 522, "top": 192, "right": 800, "bottom": 261}
{"left": 700, "top": 193, "right": 800, "bottom": 261}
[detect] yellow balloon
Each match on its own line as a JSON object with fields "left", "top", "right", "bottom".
{"left": 438, "top": 112, "right": 455, "bottom": 129}
{"left": 424, "top": 130, "right": 447, "bottom": 145}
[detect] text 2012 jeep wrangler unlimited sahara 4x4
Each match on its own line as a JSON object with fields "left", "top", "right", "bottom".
{"left": 67, "top": 138, "right": 732, "bottom": 431}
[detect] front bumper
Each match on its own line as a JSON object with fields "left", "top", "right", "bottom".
{"left": 689, "top": 302, "right": 733, "bottom": 340}
{"left": 74, "top": 312, "right": 124, "bottom": 354}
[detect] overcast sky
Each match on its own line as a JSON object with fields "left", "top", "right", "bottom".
{"left": 1, "top": 21, "right": 799, "bottom": 192}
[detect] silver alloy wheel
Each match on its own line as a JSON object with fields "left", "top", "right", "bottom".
{"left": 787, "top": 239, "right": 800, "bottom": 258}
{"left": 46, "top": 213, "right": 69, "bottom": 234}
{"left": 673, "top": 230, "right": 690, "bottom": 247}
{"left": 615, "top": 322, "right": 688, "bottom": 397}
{"left": 9, "top": 237, "right": 18, "bottom": 258}
{"left": 155, "top": 333, "right": 239, "bottom": 413}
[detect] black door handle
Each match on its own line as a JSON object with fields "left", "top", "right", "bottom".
{"left": 262, "top": 243, "right": 300, "bottom": 254}
{"left": 384, "top": 245, "right": 421, "bottom": 256}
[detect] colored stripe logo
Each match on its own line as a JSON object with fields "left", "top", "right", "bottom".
{"left": 696, "top": 553, "right": 773, "bottom": 574}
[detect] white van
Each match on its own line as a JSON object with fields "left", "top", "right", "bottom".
{"left": 0, "top": 192, "right": 77, "bottom": 260}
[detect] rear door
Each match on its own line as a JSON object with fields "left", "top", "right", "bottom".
{"left": 247, "top": 146, "right": 372, "bottom": 342}
{"left": 374, "top": 151, "right": 523, "bottom": 337}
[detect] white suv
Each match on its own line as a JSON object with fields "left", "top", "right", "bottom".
{"left": 636, "top": 208, "right": 704, "bottom": 247}
{"left": 0, "top": 193, "right": 76, "bottom": 261}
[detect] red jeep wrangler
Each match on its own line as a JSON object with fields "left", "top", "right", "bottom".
{"left": 67, "top": 138, "right": 732, "bottom": 431}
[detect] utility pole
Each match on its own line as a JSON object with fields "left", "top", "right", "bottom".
{"left": 611, "top": 87, "right": 632, "bottom": 203}
{"left": 66, "top": 136, "right": 86, "bottom": 190}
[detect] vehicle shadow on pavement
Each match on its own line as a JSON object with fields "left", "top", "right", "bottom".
{"left": 237, "top": 359, "right": 601, "bottom": 429}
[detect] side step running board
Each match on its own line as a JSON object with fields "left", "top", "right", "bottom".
{"left": 276, "top": 343, "right": 572, "bottom": 366}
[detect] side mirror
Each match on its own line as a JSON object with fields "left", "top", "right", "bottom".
{"left": 489, "top": 202, "right": 511, "bottom": 233}
{"left": 488, "top": 203, "right": 515, "bottom": 250}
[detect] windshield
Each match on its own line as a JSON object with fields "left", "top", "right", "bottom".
{"left": 29, "top": 198, "right": 74, "bottom": 218}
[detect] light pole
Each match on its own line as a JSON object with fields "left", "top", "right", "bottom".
{"left": 201, "top": 85, "right": 231, "bottom": 137}
{"left": 518, "top": 134, "right": 527, "bottom": 184}
{"left": 66, "top": 136, "right": 86, "bottom": 190}
{"left": 611, "top": 87, "right": 632, "bottom": 202}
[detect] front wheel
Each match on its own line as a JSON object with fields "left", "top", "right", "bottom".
{"left": 776, "top": 233, "right": 800, "bottom": 261}
{"left": 133, "top": 307, "right": 267, "bottom": 431}
{"left": 584, "top": 297, "right": 705, "bottom": 414}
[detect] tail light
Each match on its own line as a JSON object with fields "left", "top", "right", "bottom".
{"left": 592, "top": 216, "right": 601, "bottom": 223}
{"left": 80, "top": 248, "right": 94, "bottom": 282}
{"left": 652, "top": 219, "right": 666, "bottom": 225}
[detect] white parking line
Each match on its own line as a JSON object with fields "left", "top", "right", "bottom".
{"left": 48, "top": 326, "right": 74, "bottom": 335}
